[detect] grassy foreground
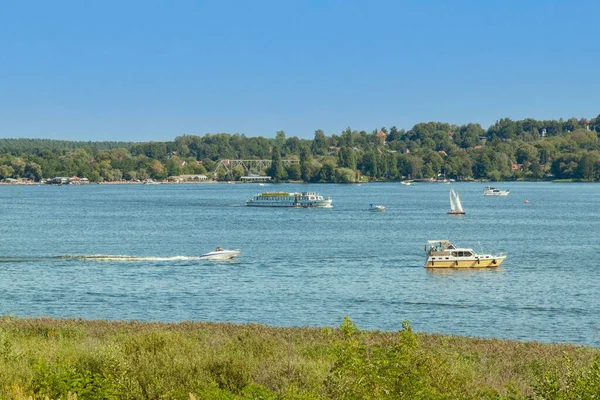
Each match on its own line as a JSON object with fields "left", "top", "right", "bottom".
{"left": 0, "top": 316, "right": 598, "bottom": 399}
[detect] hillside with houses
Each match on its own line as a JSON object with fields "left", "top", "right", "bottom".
{"left": 1, "top": 115, "right": 599, "bottom": 184}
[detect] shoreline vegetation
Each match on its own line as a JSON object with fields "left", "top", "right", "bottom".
{"left": 1, "top": 115, "right": 600, "bottom": 185}
{"left": 0, "top": 178, "right": 595, "bottom": 185}
{"left": 0, "top": 317, "right": 598, "bottom": 399}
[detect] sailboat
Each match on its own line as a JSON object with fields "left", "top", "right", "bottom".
{"left": 448, "top": 188, "right": 465, "bottom": 215}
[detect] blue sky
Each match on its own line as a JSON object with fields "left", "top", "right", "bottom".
{"left": 0, "top": 0, "right": 598, "bottom": 141}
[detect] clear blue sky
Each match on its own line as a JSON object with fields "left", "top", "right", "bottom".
{"left": 0, "top": 0, "right": 598, "bottom": 142}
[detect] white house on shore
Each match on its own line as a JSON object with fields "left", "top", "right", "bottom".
{"left": 167, "top": 174, "right": 209, "bottom": 182}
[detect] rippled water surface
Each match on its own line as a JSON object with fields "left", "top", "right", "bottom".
{"left": 0, "top": 182, "right": 599, "bottom": 345}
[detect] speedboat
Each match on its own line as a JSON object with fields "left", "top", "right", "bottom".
{"left": 483, "top": 186, "right": 510, "bottom": 196}
{"left": 200, "top": 249, "right": 241, "bottom": 260}
{"left": 368, "top": 203, "right": 386, "bottom": 212}
{"left": 424, "top": 240, "right": 506, "bottom": 268}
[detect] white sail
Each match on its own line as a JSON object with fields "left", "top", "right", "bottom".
{"left": 449, "top": 188, "right": 464, "bottom": 214}
{"left": 454, "top": 191, "right": 464, "bottom": 213}
{"left": 449, "top": 188, "right": 457, "bottom": 212}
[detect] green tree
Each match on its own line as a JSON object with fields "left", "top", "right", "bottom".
{"left": 0, "top": 165, "right": 15, "bottom": 179}
{"left": 459, "top": 123, "right": 483, "bottom": 148}
{"left": 319, "top": 159, "right": 336, "bottom": 182}
{"left": 268, "top": 146, "right": 285, "bottom": 182}
{"left": 166, "top": 157, "right": 182, "bottom": 177}
{"left": 275, "top": 130, "right": 286, "bottom": 148}
{"left": 11, "top": 157, "right": 26, "bottom": 177}
{"left": 333, "top": 168, "right": 356, "bottom": 183}
{"left": 89, "top": 170, "right": 102, "bottom": 183}
{"left": 337, "top": 147, "right": 357, "bottom": 170}
{"left": 360, "top": 151, "right": 378, "bottom": 178}
{"left": 24, "top": 162, "right": 43, "bottom": 181}
{"left": 580, "top": 151, "right": 600, "bottom": 181}
{"left": 150, "top": 160, "right": 166, "bottom": 179}
{"left": 311, "top": 129, "right": 328, "bottom": 156}
{"left": 516, "top": 144, "right": 539, "bottom": 164}
{"left": 285, "top": 163, "right": 301, "bottom": 180}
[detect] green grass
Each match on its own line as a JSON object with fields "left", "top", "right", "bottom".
{"left": 0, "top": 316, "right": 598, "bottom": 399}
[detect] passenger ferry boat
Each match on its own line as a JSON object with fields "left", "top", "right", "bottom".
{"left": 483, "top": 186, "right": 510, "bottom": 196}
{"left": 246, "top": 191, "right": 332, "bottom": 208}
{"left": 424, "top": 240, "right": 507, "bottom": 268}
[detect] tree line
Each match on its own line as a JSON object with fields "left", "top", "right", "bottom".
{"left": 1, "top": 114, "right": 599, "bottom": 183}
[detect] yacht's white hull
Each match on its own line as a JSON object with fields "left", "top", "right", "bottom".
{"left": 484, "top": 192, "right": 509, "bottom": 196}
{"left": 426, "top": 255, "right": 506, "bottom": 268}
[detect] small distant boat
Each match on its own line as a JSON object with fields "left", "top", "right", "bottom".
{"left": 142, "top": 179, "right": 159, "bottom": 185}
{"left": 483, "top": 186, "right": 510, "bottom": 196}
{"left": 524, "top": 198, "right": 529, "bottom": 204}
{"left": 368, "top": 203, "right": 385, "bottom": 212}
{"left": 424, "top": 240, "right": 507, "bottom": 268}
{"left": 200, "top": 248, "right": 241, "bottom": 260}
{"left": 448, "top": 188, "right": 465, "bottom": 215}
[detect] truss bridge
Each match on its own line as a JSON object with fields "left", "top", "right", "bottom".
{"left": 213, "top": 159, "right": 299, "bottom": 174}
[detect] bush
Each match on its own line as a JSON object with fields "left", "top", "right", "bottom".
{"left": 326, "top": 317, "right": 473, "bottom": 399}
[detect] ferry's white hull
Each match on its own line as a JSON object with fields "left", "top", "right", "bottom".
{"left": 246, "top": 199, "right": 332, "bottom": 208}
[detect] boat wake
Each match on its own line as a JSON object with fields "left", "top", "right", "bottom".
{"left": 0, "top": 256, "right": 48, "bottom": 263}
{"left": 0, "top": 254, "right": 242, "bottom": 263}
{"left": 55, "top": 255, "right": 204, "bottom": 262}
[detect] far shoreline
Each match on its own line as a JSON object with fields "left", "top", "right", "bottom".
{"left": 0, "top": 179, "right": 592, "bottom": 186}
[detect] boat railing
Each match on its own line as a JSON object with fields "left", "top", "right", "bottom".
{"left": 428, "top": 250, "right": 447, "bottom": 256}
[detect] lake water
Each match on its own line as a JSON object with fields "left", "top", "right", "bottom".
{"left": 0, "top": 182, "right": 599, "bottom": 346}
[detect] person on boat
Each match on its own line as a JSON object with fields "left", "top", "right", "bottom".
{"left": 215, "top": 246, "right": 223, "bottom": 252}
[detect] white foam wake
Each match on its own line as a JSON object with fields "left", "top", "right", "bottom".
{"left": 57, "top": 254, "right": 203, "bottom": 262}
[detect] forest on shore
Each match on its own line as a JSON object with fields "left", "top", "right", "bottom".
{"left": 1, "top": 114, "right": 599, "bottom": 183}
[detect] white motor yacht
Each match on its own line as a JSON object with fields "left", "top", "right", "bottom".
{"left": 483, "top": 186, "right": 510, "bottom": 196}
{"left": 425, "top": 240, "right": 506, "bottom": 268}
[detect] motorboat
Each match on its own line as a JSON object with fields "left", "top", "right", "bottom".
{"left": 368, "top": 203, "right": 386, "bottom": 212}
{"left": 246, "top": 191, "right": 332, "bottom": 208}
{"left": 200, "top": 248, "right": 241, "bottom": 260}
{"left": 483, "top": 186, "right": 510, "bottom": 196}
{"left": 424, "top": 240, "right": 507, "bottom": 268}
{"left": 448, "top": 188, "right": 465, "bottom": 215}
{"left": 142, "top": 179, "right": 160, "bottom": 185}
